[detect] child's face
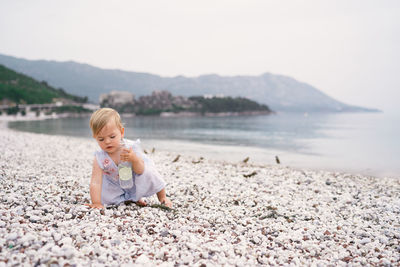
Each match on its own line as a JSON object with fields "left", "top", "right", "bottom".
{"left": 94, "top": 121, "right": 124, "bottom": 154}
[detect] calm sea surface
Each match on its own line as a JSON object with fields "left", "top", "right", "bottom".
{"left": 7, "top": 112, "right": 400, "bottom": 178}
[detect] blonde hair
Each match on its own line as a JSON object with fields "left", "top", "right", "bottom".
{"left": 89, "top": 108, "right": 123, "bottom": 136}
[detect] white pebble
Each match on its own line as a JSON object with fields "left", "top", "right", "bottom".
{"left": 60, "top": 237, "right": 73, "bottom": 246}
{"left": 29, "top": 215, "right": 40, "bottom": 223}
{"left": 51, "top": 245, "right": 62, "bottom": 255}
{"left": 19, "top": 233, "right": 35, "bottom": 244}
{"left": 135, "top": 254, "right": 151, "bottom": 264}
{"left": 6, "top": 233, "right": 18, "bottom": 241}
{"left": 359, "top": 238, "right": 371, "bottom": 245}
{"left": 62, "top": 245, "right": 76, "bottom": 259}
{"left": 379, "top": 236, "right": 388, "bottom": 244}
{"left": 53, "top": 233, "right": 62, "bottom": 242}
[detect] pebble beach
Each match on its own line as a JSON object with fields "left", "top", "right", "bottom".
{"left": 0, "top": 126, "right": 399, "bottom": 266}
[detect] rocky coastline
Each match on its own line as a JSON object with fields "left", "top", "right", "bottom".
{"left": 0, "top": 127, "right": 399, "bottom": 266}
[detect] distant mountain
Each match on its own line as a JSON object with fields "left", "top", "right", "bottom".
{"left": 0, "top": 64, "right": 87, "bottom": 105}
{"left": 0, "top": 53, "right": 379, "bottom": 112}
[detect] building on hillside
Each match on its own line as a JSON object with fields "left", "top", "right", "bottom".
{"left": 137, "top": 90, "right": 194, "bottom": 111}
{"left": 100, "top": 91, "right": 135, "bottom": 107}
{"left": 137, "top": 91, "right": 173, "bottom": 110}
{"left": 100, "top": 90, "right": 194, "bottom": 114}
{"left": 203, "top": 94, "right": 225, "bottom": 99}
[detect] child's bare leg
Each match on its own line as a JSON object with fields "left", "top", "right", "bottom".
{"left": 157, "top": 188, "right": 172, "bottom": 208}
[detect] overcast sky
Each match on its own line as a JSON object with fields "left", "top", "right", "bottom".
{"left": 1, "top": 0, "right": 399, "bottom": 112}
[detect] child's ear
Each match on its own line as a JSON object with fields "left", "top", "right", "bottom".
{"left": 121, "top": 127, "right": 125, "bottom": 137}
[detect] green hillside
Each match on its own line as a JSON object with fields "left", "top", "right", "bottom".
{"left": 189, "top": 96, "right": 271, "bottom": 114}
{"left": 0, "top": 64, "right": 87, "bottom": 105}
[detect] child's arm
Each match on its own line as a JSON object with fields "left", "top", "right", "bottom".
{"left": 121, "top": 148, "right": 144, "bottom": 175}
{"left": 85, "top": 157, "right": 104, "bottom": 209}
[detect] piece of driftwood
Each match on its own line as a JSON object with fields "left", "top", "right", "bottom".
{"left": 150, "top": 204, "right": 172, "bottom": 211}
{"left": 192, "top": 157, "right": 204, "bottom": 164}
{"left": 172, "top": 155, "right": 180, "bottom": 162}
{"left": 243, "top": 171, "right": 257, "bottom": 178}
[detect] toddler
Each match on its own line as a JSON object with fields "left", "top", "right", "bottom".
{"left": 86, "top": 108, "right": 172, "bottom": 209}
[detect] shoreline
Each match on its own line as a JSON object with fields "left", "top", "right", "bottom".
{"left": 141, "top": 138, "right": 399, "bottom": 180}
{"left": 0, "top": 112, "right": 91, "bottom": 122}
{"left": 1, "top": 126, "right": 399, "bottom": 265}
{"left": 0, "top": 109, "right": 273, "bottom": 121}
{"left": 4, "top": 118, "right": 399, "bottom": 180}
{"left": 159, "top": 110, "right": 273, "bottom": 118}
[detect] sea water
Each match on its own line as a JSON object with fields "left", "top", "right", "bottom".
{"left": 7, "top": 111, "right": 400, "bottom": 178}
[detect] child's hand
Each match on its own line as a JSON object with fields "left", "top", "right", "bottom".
{"left": 120, "top": 148, "right": 137, "bottom": 162}
{"left": 121, "top": 147, "right": 144, "bottom": 174}
{"left": 120, "top": 148, "right": 140, "bottom": 163}
{"left": 85, "top": 203, "right": 104, "bottom": 209}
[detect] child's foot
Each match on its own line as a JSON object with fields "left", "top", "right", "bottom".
{"left": 160, "top": 197, "right": 173, "bottom": 208}
{"left": 136, "top": 199, "right": 147, "bottom": 207}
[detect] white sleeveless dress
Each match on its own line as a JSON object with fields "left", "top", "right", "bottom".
{"left": 94, "top": 139, "right": 166, "bottom": 205}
